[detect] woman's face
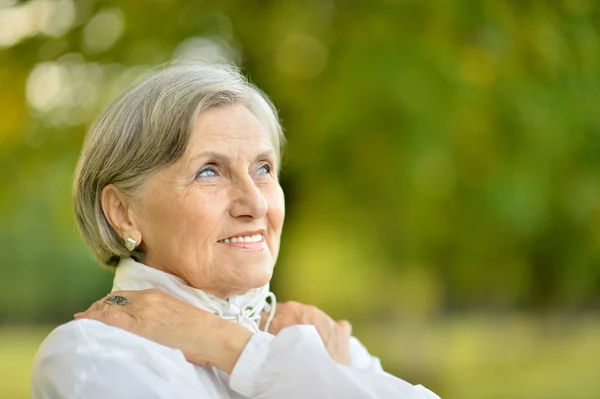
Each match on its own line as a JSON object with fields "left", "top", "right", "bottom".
{"left": 133, "top": 104, "right": 285, "bottom": 298}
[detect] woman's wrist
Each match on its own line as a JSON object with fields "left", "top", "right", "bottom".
{"left": 201, "top": 319, "right": 253, "bottom": 374}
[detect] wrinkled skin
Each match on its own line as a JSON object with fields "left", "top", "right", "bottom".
{"left": 75, "top": 289, "right": 252, "bottom": 373}
{"left": 74, "top": 289, "right": 352, "bottom": 371}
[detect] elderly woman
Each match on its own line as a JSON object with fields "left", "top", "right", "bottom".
{"left": 31, "top": 65, "right": 439, "bottom": 399}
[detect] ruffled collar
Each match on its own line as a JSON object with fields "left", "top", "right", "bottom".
{"left": 112, "top": 257, "right": 275, "bottom": 332}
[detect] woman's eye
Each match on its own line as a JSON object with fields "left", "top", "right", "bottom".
{"left": 196, "top": 166, "right": 218, "bottom": 179}
{"left": 256, "top": 163, "right": 272, "bottom": 176}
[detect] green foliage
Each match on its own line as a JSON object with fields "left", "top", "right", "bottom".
{"left": 1, "top": 0, "right": 599, "bottom": 322}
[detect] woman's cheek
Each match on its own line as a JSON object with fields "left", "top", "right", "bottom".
{"left": 269, "top": 183, "right": 285, "bottom": 217}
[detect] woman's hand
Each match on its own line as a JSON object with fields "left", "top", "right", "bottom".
{"left": 73, "top": 289, "right": 252, "bottom": 374}
{"left": 263, "top": 301, "right": 352, "bottom": 365}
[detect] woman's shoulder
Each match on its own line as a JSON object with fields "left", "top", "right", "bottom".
{"left": 31, "top": 320, "right": 202, "bottom": 398}
{"left": 34, "top": 319, "right": 186, "bottom": 366}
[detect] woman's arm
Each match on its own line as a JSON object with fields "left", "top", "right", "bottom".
{"left": 74, "top": 289, "right": 439, "bottom": 399}
{"left": 73, "top": 289, "right": 253, "bottom": 372}
{"left": 230, "top": 325, "right": 439, "bottom": 399}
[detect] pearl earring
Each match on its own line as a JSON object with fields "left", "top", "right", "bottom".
{"left": 125, "top": 237, "right": 136, "bottom": 251}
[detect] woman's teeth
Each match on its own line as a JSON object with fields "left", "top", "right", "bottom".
{"left": 222, "top": 234, "right": 263, "bottom": 244}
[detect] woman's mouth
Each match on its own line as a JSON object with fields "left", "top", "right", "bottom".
{"left": 218, "top": 231, "right": 267, "bottom": 250}
{"left": 220, "top": 233, "right": 264, "bottom": 244}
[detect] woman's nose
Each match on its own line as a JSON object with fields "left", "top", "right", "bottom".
{"left": 229, "top": 177, "right": 268, "bottom": 220}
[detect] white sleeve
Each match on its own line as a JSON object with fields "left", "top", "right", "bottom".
{"left": 229, "top": 325, "right": 440, "bottom": 399}
{"left": 31, "top": 320, "right": 205, "bottom": 399}
{"left": 348, "top": 335, "right": 385, "bottom": 371}
{"left": 31, "top": 352, "right": 201, "bottom": 399}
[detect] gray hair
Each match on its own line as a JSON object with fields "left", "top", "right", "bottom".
{"left": 73, "top": 64, "right": 285, "bottom": 267}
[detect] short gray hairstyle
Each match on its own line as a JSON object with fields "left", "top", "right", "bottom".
{"left": 73, "top": 64, "right": 285, "bottom": 267}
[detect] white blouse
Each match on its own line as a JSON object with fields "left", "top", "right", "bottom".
{"left": 31, "top": 258, "right": 439, "bottom": 399}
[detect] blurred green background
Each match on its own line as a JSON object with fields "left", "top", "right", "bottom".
{"left": 1, "top": 0, "right": 600, "bottom": 397}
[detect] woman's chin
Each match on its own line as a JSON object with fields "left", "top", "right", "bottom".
{"left": 244, "top": 269, "right": 274, "bottom": 289}
{"left": 233, "top": 263, "right": 274, "bottom": 291}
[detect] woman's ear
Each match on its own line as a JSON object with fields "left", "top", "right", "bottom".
{"left": 101, "top": 184, "right": 142, "bottom": 247}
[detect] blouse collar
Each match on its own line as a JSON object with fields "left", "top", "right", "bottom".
{"left": 112, "top": 257, "right": 275, "bottom": 332}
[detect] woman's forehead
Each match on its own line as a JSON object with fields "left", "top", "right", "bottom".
{"left": 194, "top": 104, "right": 262, "bottom": 132}
{"left": 187, "top": 127, "right": 273, "bottom": 156}
{"left": 186, "top": 105, "right": 274, "bottom": 155}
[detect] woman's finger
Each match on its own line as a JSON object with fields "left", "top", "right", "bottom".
{"left": 329, "top": 320, "right": 352, "bottom": 365}
{"left": 337, "top": 320, "right": 352, "bottom": 335}
{"left": 74, "top": 290, "right": 141, "bottom": 319}
{"left": 73, "top": 309, "right": 103, "bottom": 320}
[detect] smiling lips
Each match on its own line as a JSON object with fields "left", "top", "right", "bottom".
{"left": 218, "top": 231, "right": 267, "bottom": 250}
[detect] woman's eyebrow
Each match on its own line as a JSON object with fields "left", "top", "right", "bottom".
{"left": 192, "top": 151, "right": 231, "bottom": 163}
{"left": 254, "top": 149, "right": 275, "bottom": 161}
{"left": 192, "top": 149, "right": 275, "bottom": 163}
